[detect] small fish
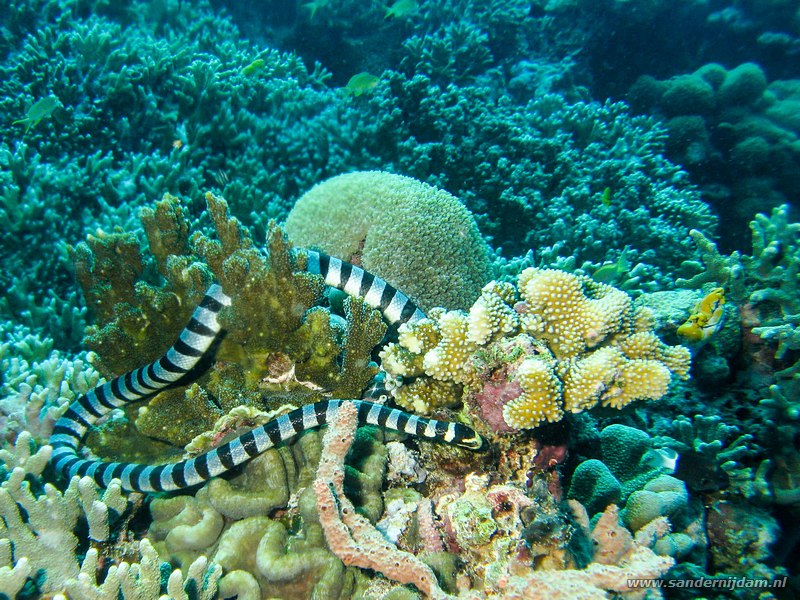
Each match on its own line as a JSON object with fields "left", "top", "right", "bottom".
{"left": 343, "top": 72, "right": 380, "bottom": 97}
{"left": 303, "top": 0, "right": 328, "bottom": 19}
{"left": 642, "top": 447, "right": 679, "bottom": 474}
{"left": 385, "top": 0, "right": 418, "bottom": 19}
{"left": 677, "top": 287, "right": 726, "bottom": 342}
{"left": 592, "top": 250, "right": 630, "bottom": 284}
{"left": 13, "top": 95, "right": 60, "bottom": 133}
{"left": 242, "top": 59, "right": 265, "bottom": 76}
{"left": 601, "top": 186, "right": 613, "bottom": 207}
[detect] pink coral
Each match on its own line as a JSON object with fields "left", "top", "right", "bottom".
{"left": 314, "top": 402, "right": 450, "bottom": 599}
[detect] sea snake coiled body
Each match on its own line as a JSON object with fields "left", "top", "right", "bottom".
{"left": 50, "top": 251, "right": 482, "bottom": 492}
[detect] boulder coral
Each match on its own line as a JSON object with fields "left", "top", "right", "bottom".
{"left": 284, "top": 171, "right": 493, "bottom": 312}
{"left": 380, "top": 268, "right": 690, "bottom": 435}
{"left": 628, "top": 62, "right": 800, "bottom": 245}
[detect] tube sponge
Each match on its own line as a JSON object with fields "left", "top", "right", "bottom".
{"left": 285, "top": 171, "right": 492, "bottom": 312}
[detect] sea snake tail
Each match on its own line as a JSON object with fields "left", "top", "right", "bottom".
{"left": 50, "top": 261, "right": 482, "bottom": 493}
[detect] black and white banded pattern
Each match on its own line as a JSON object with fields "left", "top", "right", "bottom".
{"left": 50, "top": 262, "right": 482, "bottom": 493}
{"left": 305, "top": 250, "right": 426, "bottom": 326}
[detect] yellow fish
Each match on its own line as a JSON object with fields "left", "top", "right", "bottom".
{"left": 13, "top": 95, "right": 60, "bottom": 133}
{"left": 343, "top": 72, "right": 380, "bottom": 96}
{"left": 677, "top": 287, "right": 726, "bottom": 342}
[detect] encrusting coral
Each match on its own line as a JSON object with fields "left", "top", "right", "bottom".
{"left": 381, "top": 267, "right": 690, "bottom": 435}
{"left": 147, "top": 416, "right": 391, "bottom": 598}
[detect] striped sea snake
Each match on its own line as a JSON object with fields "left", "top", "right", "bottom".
{"left": 50, "top": 251, "right": 483, "bottom": 492}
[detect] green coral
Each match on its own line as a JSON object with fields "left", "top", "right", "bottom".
{"left": 73, "top": 192, "right": 386, "bottom": 458}
{"left": 150, "top": 426, "right": 386, "bottom": 599}
{"left": 284, "top": 171, "right": 492, "bottom": 312}
{"left": 569, "top": 424, "right": 681, "bottom": 516}
{"left": 72, "top": 195, "right": 212, "bottom": 378}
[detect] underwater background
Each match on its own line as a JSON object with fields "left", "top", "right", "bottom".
{"left": 1, "top": 0, "right": 799, "bottom": 598}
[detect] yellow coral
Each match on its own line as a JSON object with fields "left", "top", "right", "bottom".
{"left": 391, "top": 378, "right": 460, "bottom": 413}
{"left": 381, "top": 269, "right": 691, "bottom": 431}
{"left": 397, "top": 315, "right": 441, "bottom": 354}
{"left": 561, "top": 347, "right": 625, "bottom": 413}
{"left": 467, "top": 281, "right": 519, "bottom": 344}
{"left": 518, "top": 268, "right": 631, "bottom": 360}
{"left": 422, "top": 311, "right": 477, "bottom": 385}
{"left": 617, "top": 332, "right": 691, "bottom": 379}
{"left": 633, "top": 306, "right": 656, "bottom": 332}
{"left": 379, "top": 342, "right": 425, "bottom": 378}
{"left": 602, "top": 360, "right": 672, "bottom": 409}
{"left": 502, "top": 356, "right": 563, "bottom": 429}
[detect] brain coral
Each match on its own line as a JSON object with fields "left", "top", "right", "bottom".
{"left": 284, "top": 171, "right": 492, "bottom": 312}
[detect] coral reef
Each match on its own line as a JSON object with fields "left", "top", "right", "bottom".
{"left": 381, "top": 268, "right": 690, "bottom": 436}
{"left": 285, "top": 171, "right": 492, "bottom": 312}
{"left": 628, "top": 63, "right": 800, "bottom": 247}
{"left": 147, "top": 420, "right": 390, "bottom": 598}
{"left": 71, "top": 193, "right": 384, "bottom": 458}
{"left": 0, "top": 431, "right": 221, "bottom": 598}
{"left": 2, "top": 0, "right": 800, "bottom": 596}
{"left": 0, "top": 323, "right": 100, "bottom": 443}
{"left": 315, "top": 401, "right": 450, "bottom": 599}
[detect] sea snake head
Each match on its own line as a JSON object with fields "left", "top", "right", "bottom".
{"left": 453, "top": 423, "right": 484, "bottom": 451}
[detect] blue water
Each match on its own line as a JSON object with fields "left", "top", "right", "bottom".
{"left": 1, "top": 1, "right": 798, "bottom": 598}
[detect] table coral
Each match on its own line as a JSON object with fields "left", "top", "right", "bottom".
{"left": 381, "top": 268, "right": 690, "bottom": 434}
{"left": 285, "top": 171, "right": 492, "bottom": 312}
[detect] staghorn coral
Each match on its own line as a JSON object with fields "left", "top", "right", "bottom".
{"left": 657, "top": 414, "right": 760, "bottom": 497}
{"left": 381, "top": 268, "right": 690, "bottom": 434}
{"left": 285, "top": 171, "right": 493, "bottom": 312}
{"left": 0, "top": 443, "right": 134, "bottom": 596}
{"left": 60, "top": 538, "right": 221, "bottom": 600}
{"left": 680, "top": 205, "right": 800, "bottom": 437}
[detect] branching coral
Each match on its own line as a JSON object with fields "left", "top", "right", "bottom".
{"left": 680, "top": 204, "right": 800, "bottom": 421}
{"left": 61, "top": 538, "right": 222, "bottom": 600}
{"left": 381, "top": 268, "right": 690, "bottom": 434}
{"left": 0, "top": 325, "right": 100, "bottom": 443}
{"left": 0, "top": 444, "right": 133, "bottom": 595}
{"left": 72, "top": 193, "right": 385, "bottom": 457}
